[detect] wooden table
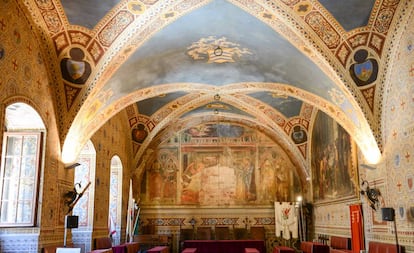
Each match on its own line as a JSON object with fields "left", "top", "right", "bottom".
{"left": 147, "top": 246, "right": 169, "bottom": 253}
{"left": 183, "top": 240, "right": 265, "bottom": 253}
{"left": 273, "top": 246, "right": 295, "bottom": 253}
{"left": 182, "top": 248, "right": 197, "bottom": 253}
{"left": 111, "top": 242, "right": 140, "bottom": 253}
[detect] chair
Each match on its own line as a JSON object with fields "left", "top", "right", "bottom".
{"left": 196, "top": 227, "right": 212, "bottom": 240}
{"left": 233, "top": 227, "right": 249, "bottom": 240}
{"left": 180, "top": 228, "right": 195, "bottom": 252}
{"left": 301, "top": 241, "right": 330, "bottom": 253}
{"left": 133, "top": 234, "right": 158, "bottom": 252}
{"left": 142, "top": 224, "right": 156, "bottom": 234}
{"left": 159, "top": 234, "right": 172, "bottom": 246}
{"left": 94, "top": 237, "right": 112, "bottom": 250}
{"left": 124, "top": 242, "right": 140, "bottom": 253}
{"left": 250, "top": 226, "right": 265, "bottom": 240}
{"left": 215, "top": 226, "right": 230, "bottom": 240}
{"left": 368, "top": 241, "right": 404, "bottom": 253}
{"left": 330, "top": 236, "right": 351, "bottom": 252}
{"left": 180, "top": 228, "right": 195, "bottom": 241}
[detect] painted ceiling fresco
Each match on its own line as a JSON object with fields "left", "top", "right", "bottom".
{"left": 19, "top": 0, "right": 401, "bottom": 184}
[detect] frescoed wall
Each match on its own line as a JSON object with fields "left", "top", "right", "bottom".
{"left": 140, "top": 123, "right": 301, "bottom": 207}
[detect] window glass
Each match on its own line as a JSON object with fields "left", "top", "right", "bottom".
{"left": 0, "top": 133, "right": 41, "bottom": 226}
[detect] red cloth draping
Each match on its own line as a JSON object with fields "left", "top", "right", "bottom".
{"left": 349, "top": 204, "right": 365, "bottom": 253}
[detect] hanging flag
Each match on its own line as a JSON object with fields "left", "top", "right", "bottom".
{"left": 350, "top": 204, "right": 365, "bottom": 253}
{"left": 275, "top": 202, "right": 298, "bottom": 240}
{"left": 133, "top": 207, "right": 140, "bottom": 236}
{"left": 126, "top": 179, "right": 135, "bottom": 243}
{"left": 108, "top": 215, "right": 116, "bottom": 237}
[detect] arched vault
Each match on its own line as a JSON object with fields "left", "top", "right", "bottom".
{"left": 50, "top": 0, "right": 392, "bottom": 170}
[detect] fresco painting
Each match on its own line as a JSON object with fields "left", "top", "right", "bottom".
{"left": 141, "top": 123, "right": 301, "bottom": 206}
{"left": 147, "top": 149, "right": 178, "bottom": 204}
{"left": 311, "top": 112, "right": 358, "bottom": 202}
{"left": 181, "top": 148, "right": 257, "bottom": 205}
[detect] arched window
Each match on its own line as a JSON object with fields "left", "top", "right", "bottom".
{"left": 0, "top": 102, "right": 45, "bottom": 226}
{"left": 109, "top": 155, "right": 123, "bottom": 245}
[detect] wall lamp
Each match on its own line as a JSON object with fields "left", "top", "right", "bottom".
{"left": 65, "top": 162, "right": 81, "bottom": 169}
{"left": 360, "top": 180, "right": 381, "bottom": 210}
{"left": 381, "top": 208, "right": 400, "bottom": 253}
{"left": 360, "top": 164, "right": 376, "bottom": 170}
{"left": 189, "top": 217, "right": 196, "bottom": 229}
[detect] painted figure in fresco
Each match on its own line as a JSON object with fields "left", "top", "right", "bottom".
{"left": 181, "top": 157, "right": 204, "bottom": 204}
{"left": 326, "top": 143, "right": 338, "bottom": 191}
{"left": 234, "top": 156, "right": 256, "bottom": 201}
{"left": 260, "top": 158, "right": 276, "bottom": 201}
{"left": 335, "top": 133, "right": 352, "bottom": 192}
{"left": 148, "top": 161, "right": 163, "bottom": 201}
{"left": 60, "top": 47, "right": 92, "bottom": 84}
{"left": 317, "top": 144, "right": 338, "bottom": 199}
{"left": 235, "top": 161, "right": 246, "bottom": 201}
{"left": 275, "top": 157, "right": 289, "bottom": 201}
{"left": 162, "top": 158, "right": 177, "bottom": 199}
{"left": 318, "top": 150, "right": 328, "bottom": 199}
{"left": 242, "top": 157, "right": 256, "bottom": 201}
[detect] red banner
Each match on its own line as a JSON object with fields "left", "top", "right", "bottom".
{"left": 349, "top": 204, "right": 365, "bottom": 253}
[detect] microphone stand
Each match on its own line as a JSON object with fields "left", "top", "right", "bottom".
{"left": 64, "top": 182, "right": 91, "bottom": 247}
{"left": 393, "top": 218, "right": 399, "bottom": 253}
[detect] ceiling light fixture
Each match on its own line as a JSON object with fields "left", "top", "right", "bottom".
{"left": 214, "top": 46, "right": 223, "bottom": 56}
{"left": 214, "top": 94, "right": 221, "bottom": 100}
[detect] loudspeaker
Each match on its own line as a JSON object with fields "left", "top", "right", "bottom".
{"left": 381, "top": 207, "right": 395, "bottom": 221}
{"left": 65, "top": 215, "right": 79, "bottom": 228}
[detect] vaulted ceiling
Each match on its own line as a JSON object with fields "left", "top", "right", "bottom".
{"left": 18, "top": 0, "right": 406, "bottom": 184}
